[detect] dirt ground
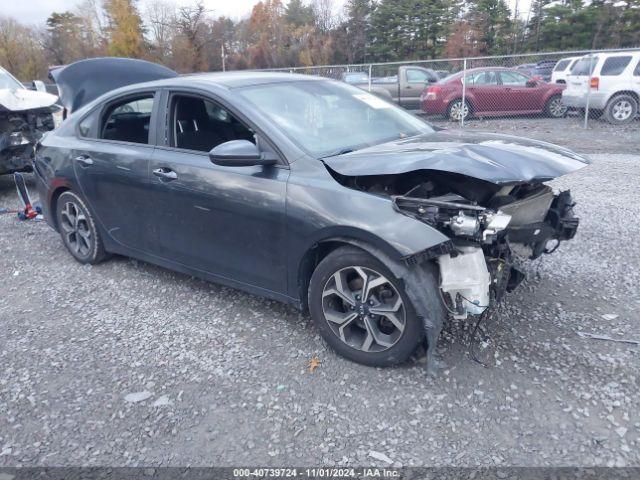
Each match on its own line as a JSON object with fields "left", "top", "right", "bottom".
{"left": 0, "top": 150, "right": 639, "bottom": 467}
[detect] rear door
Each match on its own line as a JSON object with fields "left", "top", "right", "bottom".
{"left": 71, "top": 90, "right": 158, "bottom": 250}
{"left": 464, "top": 70, "right": 502, "bottom": 113}
{"left": 146, "top": 90, "right": 290, "bottom": 293}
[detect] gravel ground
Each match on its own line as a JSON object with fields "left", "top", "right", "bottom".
{"left": 0, "top": 153, "right": 639, "bottom": 468}
{"left": 427, "top": 116, "right": 640, "bottom": 154}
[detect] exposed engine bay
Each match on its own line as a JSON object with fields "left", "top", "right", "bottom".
{"left": 0, "top": 107, "right": 57, "bottom": 175}
{"left": 329, "top": 168, "right": 579, "bottom": 319}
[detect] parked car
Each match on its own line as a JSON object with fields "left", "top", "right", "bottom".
{"left": 0, "top": 65, "right": 60, "bottom": 175}
{"left": 531, "top": 60, "right": 557, "bottom": 82}
{"left": 551, "top": 56, "right": 581, "bottom": 84}
{"left": 39, "top": 58, "right": 587, "bottom": 368}
{"left": 341, "top": 71, "right": 369, "bottom": 84}
{"left": 421, "top": 67, "right": 567, "bottom": 121}
{"left": 562, "top": 51, "right": 640, "bottom": 124}
{"left": 351, "top": 65, "right": 440, "bottom": 110}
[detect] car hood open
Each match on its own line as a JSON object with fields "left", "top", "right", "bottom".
{"left": 50, "top": 57, "right": 178, "bottom": 113}
{"left": 0, "top": 88, "right": 58, "bottom": 112}
{"left": 322, "top": 130, "right": 590, "bottom": 185}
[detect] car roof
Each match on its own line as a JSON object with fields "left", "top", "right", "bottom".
{"left": 134, "top": 71, "right": 325, "bottom": 90}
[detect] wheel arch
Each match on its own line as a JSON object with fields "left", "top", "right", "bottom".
{"left": 49, "top": 185, "right": 72, "bottom": 231}
{"left": 296, "top": 233, "right": 402, "bottom": 311}
{"left": 606, "top": 90, "right": 639, "bottom": 106}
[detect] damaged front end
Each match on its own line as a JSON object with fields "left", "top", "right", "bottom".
{"left": 323, "top": 130, "right": 588, "bottom": 320}
{"left": 393, "top": 179, "right": 579, "bottom": 318}
{"left": 0, "top": 78, "right": 60, "bottom": 175}
{"left": 0, "top": 105, "right": 58, "bottom": 175}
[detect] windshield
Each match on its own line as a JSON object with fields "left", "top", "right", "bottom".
{"left": 0, "top": 67, "right": 25, "bottom": 90}
{"left": 237, "top": 80, "right": 434, "bottom": 158}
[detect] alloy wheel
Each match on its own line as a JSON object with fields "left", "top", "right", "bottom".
{"left": 612, "top": 100, "right": 633, "bottom": 121}
{"left": 321, "top": 266, "right": 406, "bottom": 353}
{"left": 548, "top": 97, "right": 567, "bottom": 117}
{"left": 449, "top": 100, "right": 469, "bottom": 121}
{"left": 60, "top": 201, "right": 93, "bottom": 257}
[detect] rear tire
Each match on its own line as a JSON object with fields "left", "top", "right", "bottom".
{"left": 447, "top": 98, "right": 471, "bottom": 122}
{"left": 545, "top": 95, "right": 567, "bottom": 118}
{"left": 603, "top": 94, "right": 637, "bottom": 125}
{"left": 308, "top": 247, "right": 424, "bottom": 367}
{"left": 55, "top": 191, "right": 108, "bottom": 264}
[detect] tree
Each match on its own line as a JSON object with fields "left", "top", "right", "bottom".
{"left": 342, "top": 0, "right": 372, "bottom": 63}
{"left": 103, "top": 0, "right": 146, "bottom": 57}
{"left": 44, "top": 12, "right": 84, "bottom": 65}
{"left": 0, "top": 16, "right": 47, "bottom": 80}
{"left": 171, "top": 1, "right": 211, "bottom": 72}
{"left": 368, "top": 0, "right": 457, "bottom": 61}
{"left": 285, "top": 0, "right": 315, "bottom": 27}
{"left": 144, "top": 0, "right": 176, "bottom": 63}
{"left": 467, "top": 0, "right": 513, "bottom": 54}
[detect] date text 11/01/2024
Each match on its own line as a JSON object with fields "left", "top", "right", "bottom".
{"left": 232, "top": 468, "right": 401, "bottom": 477}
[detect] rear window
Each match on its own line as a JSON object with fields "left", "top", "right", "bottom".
{"left": 601, "top": 56, "right": 632, "bottom": 76}
{"left": 571, "top": 57, "right": 598, "bottom": 75}
{"left": 554, "top": 59, "right": 571, "bottom": 72}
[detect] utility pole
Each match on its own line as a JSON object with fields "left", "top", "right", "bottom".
{"left": 221, "top": 44, "right": 226, "bottom": 72}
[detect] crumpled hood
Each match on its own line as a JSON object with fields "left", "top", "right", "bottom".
{"left": 323, "top": 130, "right": 590, "bottom": 185}
{"left": 0, "top": 88, "right": 58, "bottom": 112}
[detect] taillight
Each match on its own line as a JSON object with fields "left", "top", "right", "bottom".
{"left": 590, "top": 77, "right": 599, "bottom": 90}
{"left": 425, "top": 85, "right": 441, "bottom": 100}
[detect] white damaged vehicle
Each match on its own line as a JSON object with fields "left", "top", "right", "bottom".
{"left": 0, "top": 66, "right": 59, "bottom": 175}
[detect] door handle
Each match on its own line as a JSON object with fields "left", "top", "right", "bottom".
{"left": 153, "top": 168, "right": 178, "bottom": 180}
{"left": 74, "top": 155, "right": 93, "bottom": 166}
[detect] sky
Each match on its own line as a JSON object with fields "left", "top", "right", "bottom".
{"left": 5, "top": 0, "right": 532, "bottom": 27}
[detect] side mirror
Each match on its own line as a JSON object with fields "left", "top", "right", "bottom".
{"left": 209, "top": 140, "right": 277, "bottom": 167}
{"left": 427, "top": 77, "right": 438, "bottom": 84}
{"left": 32, "top": 80, "right": 47, "bottom": 93}
{"left": 526, "top": 79, "right": 538, "bottom": 88}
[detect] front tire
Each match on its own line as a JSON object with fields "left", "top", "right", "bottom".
{"left": 603, "top": 94, "right": 637, "bottom": 125}
{"left": 55, "top": 191, "right": 108, "bottom": 264}
{"left": 308, "top": 247, "right": 423, "bottom": 367}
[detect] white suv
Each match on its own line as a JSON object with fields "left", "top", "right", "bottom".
{"left": 550, "top": 56, "right": 580, "bottom": 84}
{"left": 562, "top": 50, "right": 640, "bottom": 124}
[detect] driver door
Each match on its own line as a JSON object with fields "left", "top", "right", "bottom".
{"left": 499, "top": 70, "right": 546, "bottom": 112}
{"left": 146, "top": 91, "right": 290, "bottom": 293}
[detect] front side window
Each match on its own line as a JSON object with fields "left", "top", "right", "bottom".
{"left": 406, "top": 69, "right": 434, "bottom": 83}
{"left": 635, "top": 59, "right": 640, "bottom": 76}
{"left": 554, "top": 59, "right": 571, "bottom": 72}
{"left": 500, "top": 71, "right": 529, "bottom": 86}
{"left": 466, "top": 71, "right": 499, "bottom": 85}
{"left": 101, "top": 95, "right": 154, "bottom": 144}
{"left": 171, "top": 95, "right": 254, "bottom": 152}
{"left": 237, "top": 80, "right": 433, "bottom": 158}
{"left": 601, "top": 56, "right": 632, "bottom": 76}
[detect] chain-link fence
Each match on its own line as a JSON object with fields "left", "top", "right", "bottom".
{"left": 263, "top": 48, "right": 640, "bottom": 129}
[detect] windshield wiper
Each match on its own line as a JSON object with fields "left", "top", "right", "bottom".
{"left": 321, "top": 148, "right": 356, "bottom": 159}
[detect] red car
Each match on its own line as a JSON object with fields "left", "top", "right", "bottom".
{"left": 420, "top": 67, "right": 567, "bottom": 121}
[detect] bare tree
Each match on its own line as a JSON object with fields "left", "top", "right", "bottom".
{"left": 312, "top": 0, "right": 336, "bottom": 33}
{"left": 145, "top": 0, "right": 177, "bottom": 62}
